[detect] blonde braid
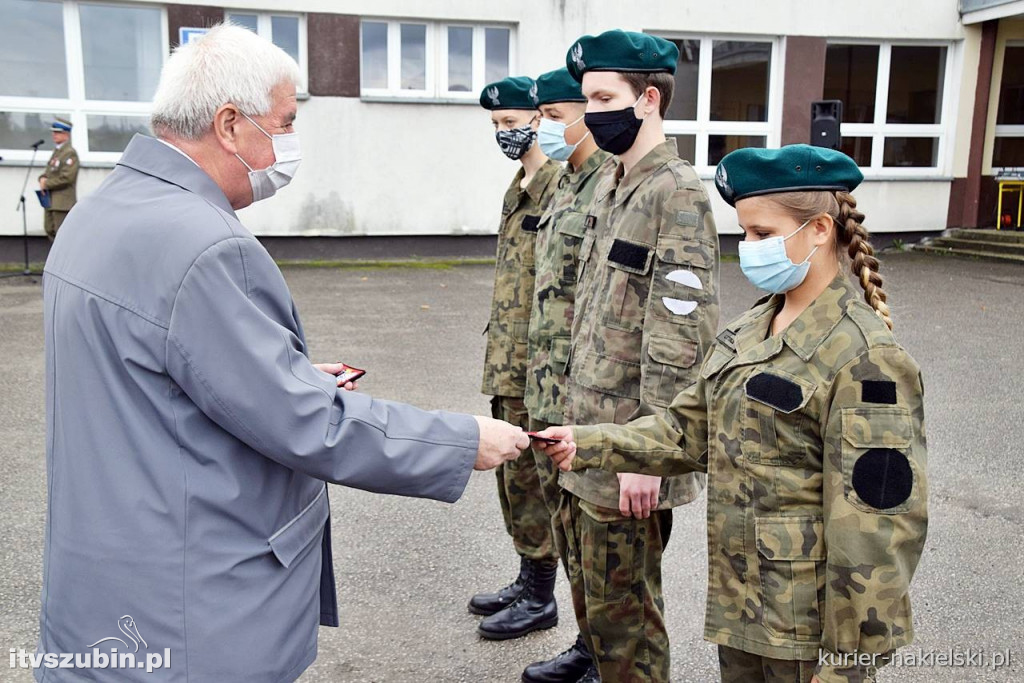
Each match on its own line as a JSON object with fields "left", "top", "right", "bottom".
{"left": 835, "top": 191, "right": 893, "bottom": 330}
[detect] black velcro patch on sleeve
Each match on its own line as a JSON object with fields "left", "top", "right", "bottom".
{"left": 862, "top": 380, "right": 897, "bottom": 405}
{"left": 852, "top": 448, "right": 913, "bottom": 509}
{"left": 745, "top": 373, "right": 803, "bottom": 413}
{"left": 608, "top": 239, "right": 651, "bottom": 270}
{"left": 521, "top": 215, "right": 541, "bottom": 232}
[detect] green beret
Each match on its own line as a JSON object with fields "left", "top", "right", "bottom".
{"left": 566, "top": 30, "right": 679, "bottom": 83}
{"left": 714, "top": 144, "right": 865, "bottom": 207}
{"left": 536, "top": 68, "right": 586, "bottom": 106}
{"left": 479, "top": 76, "right": 539, "bottom": 110}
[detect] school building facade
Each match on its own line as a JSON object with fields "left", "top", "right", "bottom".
{"left": 2, "top": 0, "right": 1024, "bottom": 249}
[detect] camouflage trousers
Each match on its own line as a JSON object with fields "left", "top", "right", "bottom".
{"left": 555, "top": 491, "right": 673, "bottom": 683}
{"left": 528, "top": 418, "right": 564, "bottom": 519}
{"left": 492, "top": 396, "right": 557, "bottom": 561}
{"left": 718, "top": 646, "right": 881, "bottom": 683}
{"left": 43, "top": 210, "right": 68, "bottom": 242}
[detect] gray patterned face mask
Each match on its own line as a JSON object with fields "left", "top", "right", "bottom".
{"left": 495, "top": 120, "right": 538, "bottom": 160}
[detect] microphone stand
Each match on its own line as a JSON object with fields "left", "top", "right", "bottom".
{"left": 1, "top": 140, "right": 45, "bottom": 281}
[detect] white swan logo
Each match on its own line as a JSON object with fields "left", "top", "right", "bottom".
{"left": 87, "top": 615, "right": 148, "bottom": 653}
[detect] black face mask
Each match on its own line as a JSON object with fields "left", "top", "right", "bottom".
{"left": 583, "top": 95, "right": 645, "bottom": 155}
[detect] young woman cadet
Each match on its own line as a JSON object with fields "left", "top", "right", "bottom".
{"left": 538, "top": 144, "right": 928, "bottom": 683}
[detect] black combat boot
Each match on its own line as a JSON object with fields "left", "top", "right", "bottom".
{"left": 521, "top": 633, "right": 593, "bottom": 682}
{"left": 577, "top": 665, "right": 600, "bottom": 682}
{"left": 477, "top": 560, "right": 558, "bottom": 640}
{"left": 468, "top": 557, "right": 531, "bottom": 616}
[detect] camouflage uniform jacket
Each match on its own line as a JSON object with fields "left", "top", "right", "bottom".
{"left": 560, "top": 139, "right": 719, "bottom": 510}
{"left": 571, "top": 274, "right": 928, "bottom": 682}
{"left": 482, "top": 159, "right": 562, "bottom": 398}
{"left": 524, "top": 149, "right": 612, "bottom": 424}
{"left": 39, "top": 143, "right": 79, "bottom": 212}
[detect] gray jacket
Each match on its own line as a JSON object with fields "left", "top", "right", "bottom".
{"left": 36, "top": 135, "right": 478, "bottom": 682}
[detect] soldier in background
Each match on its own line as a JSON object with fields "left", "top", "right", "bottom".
{"left": 472, "top": 76, "right": 564, "bottom": 641}
{"left": 549, "top": 30, "right": 721, "bottom": 683}
{"left": 520, "top": 67, "right": 612, "bottom": 683}
{"left": 38, "top": 117, "right": 79, "bottom": 242}
{"left": 540, "top": 144, "right": 928, "bottom": 683}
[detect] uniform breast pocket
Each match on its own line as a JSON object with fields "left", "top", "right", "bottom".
{"left": 650, "top": 234, "right": 715, "bottom": 327}
{"left": 840, "top": 406, "right": 916, "bottom": 514}
{"left": 554, "top": 212, "right": 589, "bottom": 285}
{"left": 755, "top": 515, "right": 826, "bottom": 640}
{"left": 742, "top": 370, "right": 818, "bottom": 466}
{"left": 601, "top": 238, "right": 653, "bottom": 333}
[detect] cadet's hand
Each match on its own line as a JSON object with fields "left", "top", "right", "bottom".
{"left": 39, "top": 177, "right": 48, "bottom": 190}
{"left": 534, "top": 426, "right": 576, "bottom": 471}
{"left": 473, "top": 416, "right": 529, "bottom": 471}
{"left": 314, "top": 362, "right": 358, "bottom": 391}
{"left": 618, "top": 473, "right": 661, "bottom": 519}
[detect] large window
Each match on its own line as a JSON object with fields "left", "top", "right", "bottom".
{"left": 993, "top": 44, "right": 1024, "bottom": 169}
{"left": 824, "top": 42, "right": 953, "bottom": 173}
{"left": 360, "top": 20, "right": 514, "bottom": 100}
{"left": 657, "top": 36, "right": 780, "bottom": 173}
{"left": 226, "top": 11, "right": 307, "bottom": 93}
{"left": 0, "top": 0, "right": 166, "bottom": 162}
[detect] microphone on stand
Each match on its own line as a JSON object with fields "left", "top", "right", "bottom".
{"left": 29, "top": 139, "right": 45, "bottom": 149}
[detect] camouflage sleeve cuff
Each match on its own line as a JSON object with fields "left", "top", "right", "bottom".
{"left": 814, "top": 658, "right": 875, "bottom": 683}
{"left": 570, "top": 425, "right": 606, "bottom": 471}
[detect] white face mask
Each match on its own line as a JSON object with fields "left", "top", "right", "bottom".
{"left": 235, "top": 112, "right": 301, "bottom": 203}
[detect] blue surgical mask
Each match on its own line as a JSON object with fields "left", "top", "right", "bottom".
{"left": 538, "top": 114, "right": 589, "bottom": 162}
{"left": 738, "top": 219, "right": 819, "bottom": 293}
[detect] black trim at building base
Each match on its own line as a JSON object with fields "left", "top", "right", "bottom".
{"left": 0, "top": 231, "right": 942, "bottom": 267}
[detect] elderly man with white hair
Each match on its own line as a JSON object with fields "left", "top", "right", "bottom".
{"left": 35, "top": 24, "right": 528, "bottom": 682}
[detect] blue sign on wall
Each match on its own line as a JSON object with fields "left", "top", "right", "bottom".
{"left": 178, "top": 27, "right": 209, "bottom": 45}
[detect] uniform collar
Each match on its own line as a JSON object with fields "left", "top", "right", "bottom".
{"left": 600, "top": 138, "right": 678, "bottom": 204}
{"left": 729, "top": 273, "right": 859, "bottom": 364}
{"left": 780, "top": 274, "right": 859, "bottom": 361}
{"left": 116, "top": 134, "right": 235, "bottom": 216}
{"left": 524, "top": 158, "right": 561, "bottom": 204}
{"left": 562, "top": 148, "right": 611, "bottom": 191}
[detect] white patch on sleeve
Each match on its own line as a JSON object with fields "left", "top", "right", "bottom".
{"left": 662, "top": 297, "right": 698, "bottom": 315}
{"left": 665, "top": 269, "right": 702, "bottom": 290}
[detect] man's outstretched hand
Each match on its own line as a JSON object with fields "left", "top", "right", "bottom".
{"left": 534, "top": 426, "right": 576, "bottom": 471}
{"left": 473, "top": 417, "right": 530, "bottom": 470}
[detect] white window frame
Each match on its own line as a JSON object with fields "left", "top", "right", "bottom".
{"left": 225, "top": 11, "right": 308, "bottom": 95}
{"left": 0, "top": 0, "right": 168, "bottom": 164}
{"left": 656, "top": 34, "right": 783, "bottom": 176}
{"left": 360, "top": 19, "right": 516, "bottom": 103}
{"left": 826, "top": 40, "right": 958, "bottom": 177}
{"left": 992, "top": 40, "right": 1024, "bottom": 170}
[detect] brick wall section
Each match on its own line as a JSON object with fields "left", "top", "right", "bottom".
{"left": 949, "top": 19, "right": 999, "bottom": 228}
{"left": 781, "top": 37, "right": 827, "bottom": 146}
{"left": 166, "top": 5, "right": 224, "bottom": 49}
{"left": 308, "top": 13, "right": 360, "bottom": 97}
